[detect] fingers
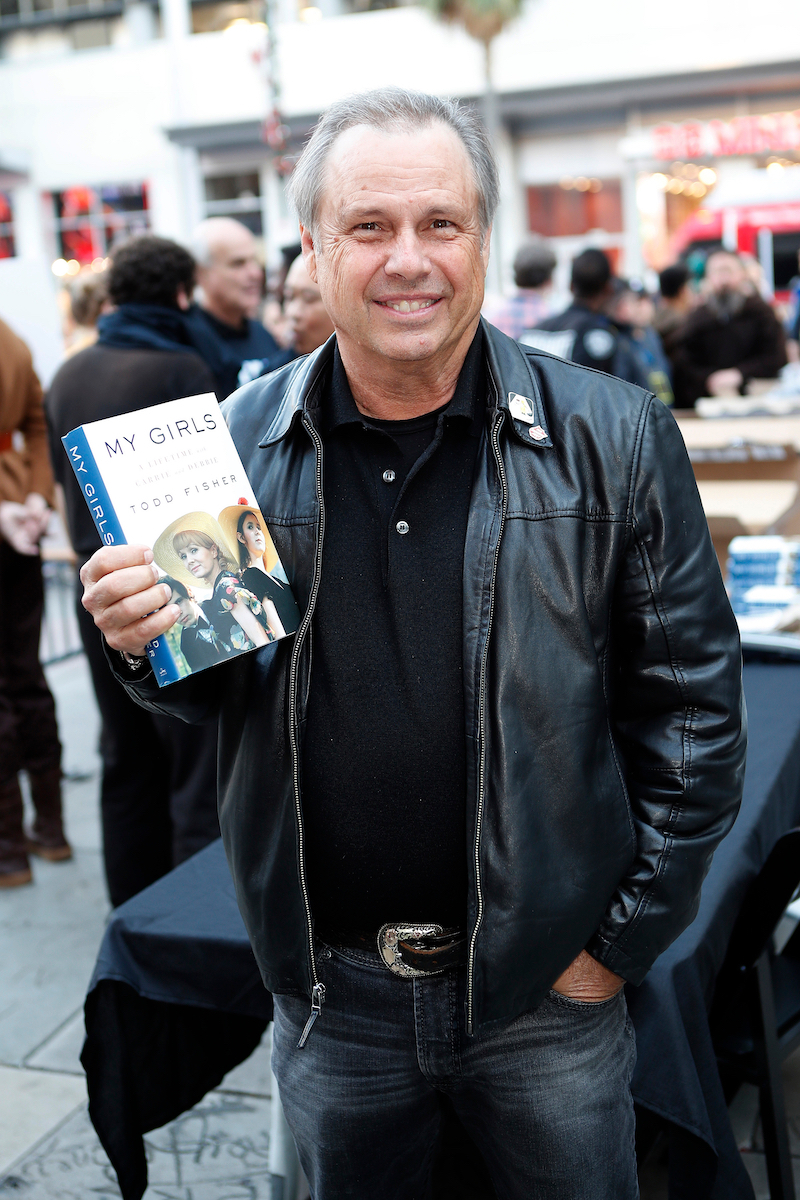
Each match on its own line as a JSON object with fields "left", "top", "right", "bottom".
{"left": 79, "top": 543, "right": 154, "bottom": 587}
{"left": 81, "top": 544, "right": 180, "bottom": 657}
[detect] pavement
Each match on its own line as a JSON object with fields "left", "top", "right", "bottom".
{"left": 0, "top": 651, "right": 280, "bottom": 1200}
{"left": 1, "top": 603, "right": 800, "bottom": 1197}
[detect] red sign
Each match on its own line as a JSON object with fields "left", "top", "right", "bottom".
{"left": 652, "top": 110, "right": 800, "bottom": 161}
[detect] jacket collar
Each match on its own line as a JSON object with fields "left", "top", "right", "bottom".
{"left": 258, "top": 320, "right": 552, "bottom": 450}
{"left": 481, "top": 317, "right": 552, "bottom": 449}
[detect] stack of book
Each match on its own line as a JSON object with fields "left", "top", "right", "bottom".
{"left": 727, "top": 536, "right": 800, "bottom": 632}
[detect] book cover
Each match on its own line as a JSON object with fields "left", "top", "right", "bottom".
{"left": 62, "top": 392, "right": 300, "bottom": 687}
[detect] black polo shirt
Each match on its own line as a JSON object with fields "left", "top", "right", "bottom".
{"left": 302, "top": 330, "right": 486, "bottom": 934}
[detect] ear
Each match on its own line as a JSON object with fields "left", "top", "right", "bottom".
{"left": 176, "top": 285, "right": 190, "bottom": 311}
{"left": 237, "top": 531, "right": 245, "bottom": 545}
{"left": 300, "top": 225, "right": 318, "bottom": 284}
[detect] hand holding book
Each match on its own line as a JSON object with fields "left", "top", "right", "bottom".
{"left": 81, "top": 544, "right": 181, "bottom": 659}
{"left": 64, "top": 394, "right": 300, "bottom": 686}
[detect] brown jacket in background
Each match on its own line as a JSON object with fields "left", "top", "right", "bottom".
{"left": 0, "top": 317, "right": 55, "bottom": 509}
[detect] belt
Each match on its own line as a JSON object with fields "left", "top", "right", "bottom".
{"left": 0, "top": 431, "right": 12, "bottom": 453}
{"left": 317, "top": 921, "right": 467, "bottom": 979}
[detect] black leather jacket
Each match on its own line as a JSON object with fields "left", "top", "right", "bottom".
{"left": 124, "top": 321, "right": 746, "bottom": 1034}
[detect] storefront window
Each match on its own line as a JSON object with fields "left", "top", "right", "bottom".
{"left": 48, "top": 182, "right": 149, "bottom": 263}
{"left": 0, "top": 191, "right": 15, "bottom": 258}
{"left": 203, "top": 172, "right": 262, "bottom": 234}
{"left": 527, "top": 179, "right": 623, "bottom": 238}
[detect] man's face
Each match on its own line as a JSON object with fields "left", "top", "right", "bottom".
{"left": 169, "top": 589, "right": 199, "bottom": 627}
{"left": 705, "top": 253, "right": 746, "bottom": 297}
{"left": 301, "top": 123, "right": 490, "bottom": 373}
{"left": 198, "top": 224, "right": 263, "bottom": 323}
{"left": 284, "top": 256, "right": 335, "bottom": 355}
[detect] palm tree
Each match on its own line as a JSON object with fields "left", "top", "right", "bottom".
{"left": 424, "top": 0, "right": 524, "bottom": 144}
{"left": 424, "top": 0, "right": 525, "bottom": 290}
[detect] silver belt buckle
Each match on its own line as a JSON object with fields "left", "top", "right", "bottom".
{"left": 377, "top": 922, "right": 443, "bottom": 978}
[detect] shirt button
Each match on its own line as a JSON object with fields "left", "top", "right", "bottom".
{"left": 396, "top": 521, "right": 409, "bottom": 536}
{"left": 382, "top": 469, "right": 396, "bottom": 483}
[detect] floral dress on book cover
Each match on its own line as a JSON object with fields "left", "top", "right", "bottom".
{"left": 202, "top": 571, "right": 273, "bottom": 654}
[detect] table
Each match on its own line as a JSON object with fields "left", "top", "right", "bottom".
{"left": 83, "top": 660, "right": 800, "bottom": 1200}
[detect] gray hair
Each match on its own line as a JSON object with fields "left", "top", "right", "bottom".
{"left": 287, "top": 87, "right": 499, "bottom": 236}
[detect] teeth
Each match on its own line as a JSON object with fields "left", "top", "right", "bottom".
{"left": 387, "top": 299, "right": 435, "bottom": 312}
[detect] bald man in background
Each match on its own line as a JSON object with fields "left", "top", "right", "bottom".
{"left": 185, "top": 217, "right": 293, "bottom": 398}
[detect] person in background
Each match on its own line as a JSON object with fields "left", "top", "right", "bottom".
{"left": 45, "top": 235, "right": 220, "bottom": 907}
{"left": 283, "top": 253, "right": 335, "bottom": 356}
{"left": 530, "top": 247, "right": 619, "bottom": 372}
{"left": 671, "top": 249, "right": 787, "bottom": 408}
{"left": 263, "top": 242, "right": 303, "bottom": 349}
{"left": 185, "top": 217, "right": 293, "bottom": 397}
{"left": 653, "top": 263, "right": 693, "bottom": 366}
{"left": 60, "top": 270, "right": 109, "bottom": 359}
{"left": 483, "top": 238, "right": 557, "bottom": 340}
{"left": 0, "top": 317, "right": 69, "bottom": 887}
{"left": 607, "top": 278, "right": 673, "bottom": 405}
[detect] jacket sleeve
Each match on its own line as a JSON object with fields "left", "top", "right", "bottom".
{"left": 735, "top": 304, "right": 787, "bottom": 383}
{"left": 585, "top": 396, "right": 747, "bottom": 984}
{"left": 103, "top": 641, "right": 225, "bottom": 725}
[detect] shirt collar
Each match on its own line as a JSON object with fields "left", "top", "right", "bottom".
{"left": 322, "top": 326, "right": 485, "bottom": 437}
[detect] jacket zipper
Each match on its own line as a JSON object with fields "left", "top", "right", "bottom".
{"left": 466, "top": 409, "right": 508, "bottom": 1037}
{"left": 290, "top": 410, "right": 327, "bottom": 1048}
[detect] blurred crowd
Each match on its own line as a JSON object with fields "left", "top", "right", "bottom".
{"left": 486, "top": 237, "right": 798, "bottom": 409}
{"left": 2, "top": 213, "right": 798, "bottom": 903}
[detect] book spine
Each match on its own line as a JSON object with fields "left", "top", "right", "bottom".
{"left": 61, "top": 425, "right": 182, "bottom": 688}
{"left": 61, "top": 425, "right": 125, "bottom": 548}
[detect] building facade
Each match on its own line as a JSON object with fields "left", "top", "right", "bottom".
{"left": 1, "top": 0, "right": 799, "bottom": 315}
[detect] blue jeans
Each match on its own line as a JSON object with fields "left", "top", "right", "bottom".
{"left": 272, "top": 941, "right": 638, "bottom": 1200}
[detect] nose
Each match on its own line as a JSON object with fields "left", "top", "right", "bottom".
{"left": 384, "top": 228, "right": 431, "bottom": 281}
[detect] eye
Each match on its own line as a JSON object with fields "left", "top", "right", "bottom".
{"left": 355, "top": 222, "right": 382, "bottom": 232}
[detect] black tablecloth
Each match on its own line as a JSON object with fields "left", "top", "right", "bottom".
{"left": 629, "top": 660, "right": 800, "bottom": 1198}
{"left": 83, "top": 661, "right": 800, "bottom": 1200}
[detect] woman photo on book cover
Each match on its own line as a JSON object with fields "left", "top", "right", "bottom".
{"left": 154, "top": 513, "right": 272, "bottom": 657}
{"left": 219, "top": 502, "right": 300, "bottom": 639}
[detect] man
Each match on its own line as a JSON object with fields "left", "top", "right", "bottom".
{"left": 283, "top": 253, "right": 335, "bottom": 355}
{"left": 185, "top": 217, "right": 293, "bottom": 397}
{"left": 653, "top": 262, "right": 693, "bottom": 364}
{"left": 46, "top": 235, "right": 220, "bottom": 907}
{"left": 672, "top": 249, "right": 786, "bottom": 408}
{"left": 160, "top": 577, "right": 224, "bottom": 672}
{"left": 0, "top": 317, "right": 69, "bottom": 887}
{"left": 482, "top": 237, "right": 557, "bottom": 339}
{"left": 81, "top": 88, "right": 746, "bottom": 1198}
{"left": 527, "top": 247, "right": 620, "bottom": 372}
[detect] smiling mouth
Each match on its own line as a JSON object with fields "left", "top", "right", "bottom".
{"left": 378, "top": 298, "right": 439, "bottom": 313}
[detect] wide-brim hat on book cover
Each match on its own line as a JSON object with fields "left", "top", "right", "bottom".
{"left": 153, "top": 511, "right": 239, "bottom": 589}
{"left": 218, "top": 501, "right": 279, "bottom": 575}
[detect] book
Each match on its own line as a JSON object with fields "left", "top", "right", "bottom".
{"left": 62, "top": 392, "right": 300, "bottom": 687}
